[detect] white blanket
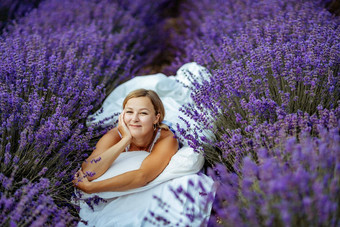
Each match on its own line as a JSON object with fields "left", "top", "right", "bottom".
{"left": 78, "top": 146, "right": 205, "bottom": 199}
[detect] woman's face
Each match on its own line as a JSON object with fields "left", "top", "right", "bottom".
{"left": 123, "top": 97, "right": 160, "bottom": 137}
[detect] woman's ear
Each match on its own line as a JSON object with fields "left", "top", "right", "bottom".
{"left": 154, "top": 113, "right": 160, "bottom": 124}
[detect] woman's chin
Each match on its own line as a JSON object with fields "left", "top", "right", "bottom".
{"left": 129, "top": 126, "right": 142, "bottom": 132}
{"left": 130, "top": 128, "right": 153, "bottom": 137}
{"left": 129, "top": 128, "right": 143, "bottom": 136}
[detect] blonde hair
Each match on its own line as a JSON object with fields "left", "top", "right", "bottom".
{"left": 122, "top": 89, "right": 169, "bottom": 130}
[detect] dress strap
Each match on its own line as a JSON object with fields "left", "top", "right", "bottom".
{"left": 148, "top": 128, "right": 161, "bottom": 153}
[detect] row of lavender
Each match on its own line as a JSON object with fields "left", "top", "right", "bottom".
{"left": 0, "top": 0, "right": 174, "bottom": 225}
{"left": 169, "top": 0, "right": 340, "bottom": 226}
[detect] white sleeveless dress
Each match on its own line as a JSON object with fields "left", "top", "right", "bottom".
{"left": 76, "top": 63, "right": 215, "bottom": 227}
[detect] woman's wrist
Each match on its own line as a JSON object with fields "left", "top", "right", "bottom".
{"left": 121, "top": 135, "right": 132, "bottom": 144}
{"left": 81, "top": 181, "right": 94, "bottom": 194}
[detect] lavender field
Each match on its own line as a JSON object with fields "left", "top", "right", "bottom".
{"left": 1, "top": 0, "right": 339, "bottom": 226}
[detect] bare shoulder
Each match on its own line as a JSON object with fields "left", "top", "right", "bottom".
{"left": 159, "top": 128, "right": 175, "bottom": 139}
{"left": 138, "top": 128, "right": 178, "bottom": 183}
{"left": 152, "top": 128, "right": 178, "bottom": 154}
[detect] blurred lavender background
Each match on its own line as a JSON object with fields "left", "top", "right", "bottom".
{"left": 0, "top": 0, "right": 42, "bottom": 32}
{"left": 1, "top": 0, "right": 339, "bottom": 226}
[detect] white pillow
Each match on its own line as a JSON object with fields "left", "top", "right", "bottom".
{"left": 78, "top": 146, "right": 204, "bottom": 199}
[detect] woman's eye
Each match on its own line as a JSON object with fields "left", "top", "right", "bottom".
{"left": 126, "top": 111, "right": 133, "bottom": 114}
{"left": 140, "top": 112, "right": 148, "bottom": 115}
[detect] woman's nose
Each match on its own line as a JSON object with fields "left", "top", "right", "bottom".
{"left": 132, "top": 113, "right": 139, "bottom": 121}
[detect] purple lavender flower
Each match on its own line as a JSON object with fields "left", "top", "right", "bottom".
{"left": 1, "top": 0, "right": 179, "bottom": 224}
{"left": 209, "top": 124, "right": 339, "bottom": 226}
{"left": 165, "top": 0, "right": 340, "bottom": 226}
{"left": 172, "top": 0, "right": 340, "bottom": 170}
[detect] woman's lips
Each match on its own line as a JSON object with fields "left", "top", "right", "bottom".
{"left": 129, "top": 125, "right": 141, "bottom": 128}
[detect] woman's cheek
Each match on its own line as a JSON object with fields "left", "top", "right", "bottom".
{"left": 142, "top": 116, "right": 151, "bottom": 124}
{"left": 123, "top": 114, "right": 129, "bottom": 124}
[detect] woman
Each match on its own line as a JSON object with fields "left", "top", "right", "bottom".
{"left": 74, "top": 63, "right": 214, "bottom": 226}
{"left": 73, "top": 89, "right": 178, "bottom": 193}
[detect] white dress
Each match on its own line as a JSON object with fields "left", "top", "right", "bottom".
{"left": 76, "top": 63, "right": 215, "bottom": 227}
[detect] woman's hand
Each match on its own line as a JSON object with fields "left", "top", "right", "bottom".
{"left": 73, "top": 169, "right": 92, "bottom": 193}
{"left": 118, "top": 111, "right": 132, "bottom": 141}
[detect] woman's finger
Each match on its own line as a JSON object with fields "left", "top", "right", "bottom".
{"left": 119, "top": 111, "right": 127, "bottom": 129}
{"left": 73, "top": 169, "right": 84, "bottom": 184}
{"left": 78, "top": 169, "right": 85, "bottom": 178}
{"left": 118, "top": 110, "right": 132, "bottom": 141}
{"left": 73, "top": 172, "right": 79, "bottom": 186}
{"left": 118, "top": 111, "right": 124, "bottom": 126}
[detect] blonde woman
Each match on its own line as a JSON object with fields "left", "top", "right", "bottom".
{"left": 74, "top": 85, "right": 214, "bottom": 226}
{"left": 74, "top": 89, "right": 177, "bottom": 193}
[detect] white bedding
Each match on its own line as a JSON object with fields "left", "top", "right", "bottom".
{"left": 78, "top": 146, "right": 205, "bottom": 200}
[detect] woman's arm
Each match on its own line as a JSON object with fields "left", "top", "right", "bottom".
{"left": 76, "top": 130, "right": 178, "bottom": 193}
{"left": 81, "top": 112, "right": 132, "bottom": 181}
{"left": 81, "top": 128, "right": 130, "bottom": 181}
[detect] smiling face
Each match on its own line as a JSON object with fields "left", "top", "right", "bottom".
{"left": 123, "top": 96, "right": 160, "bottom": 138}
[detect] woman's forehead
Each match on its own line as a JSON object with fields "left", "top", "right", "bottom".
{"left": 125, "top": 97, "right": 154, "bottom": 110}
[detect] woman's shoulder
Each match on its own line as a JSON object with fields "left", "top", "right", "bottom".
{"left": 158, "top": 125, "right": 183, "bottom": 149}
{"left": 156, "top": 128, "right": 178, "bottom": 148}
{"left": 159, "top": 127, "right": 174, "bottom": 139}
{"left": 148, "top": 128, "right": 178, "bottom": 154}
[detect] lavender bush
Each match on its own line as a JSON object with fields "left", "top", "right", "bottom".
{"left": 208, "top": 124, "right": 340, "bottom": 226}
{"left": 174, "top": 0, "right": 340, "bottom": 169}
{"left": 166, "top": 0, "right": 289, "bottom": 73}
{"left": 1, "top": 173, "right": 76, "bottom": 226}
{"left": 1, "top": 0, "right": 175, "bottom": 225}
{"left": 167, "top": 0, "right": 340, "bottom": 225}
{"left": 1, "top": 0, "right": 339, "bottom": 225}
